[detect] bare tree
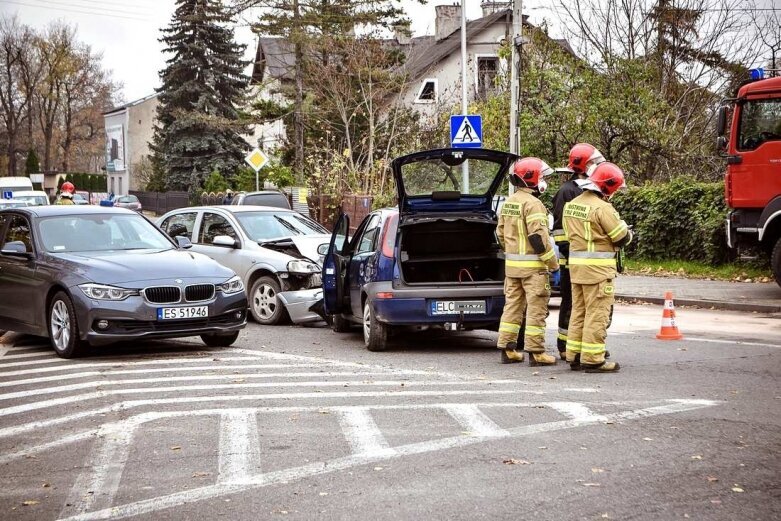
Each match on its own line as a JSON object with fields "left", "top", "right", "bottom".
{"left": 0, "top": 16, "right": 37, "bottom": 176}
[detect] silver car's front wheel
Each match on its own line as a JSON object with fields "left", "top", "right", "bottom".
{"left": 48, "top": 292, "right": 86, "bottom": 358}
{"left": 249, "top": 276, "right": 288, "bottom": 325}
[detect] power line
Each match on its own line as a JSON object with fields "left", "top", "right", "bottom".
{"left": 2, "top": 0, "right": 152, "bottom": 21}
{"left": 33, "top": 0, "right": 153, "bottom": 17}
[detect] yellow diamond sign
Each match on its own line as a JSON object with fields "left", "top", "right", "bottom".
{"left": 245, "top": 148, "right": 269, "bottom": 171}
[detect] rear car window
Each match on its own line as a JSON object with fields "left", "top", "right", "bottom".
{"left": 243, "top": 193, "right": 291, "bottom": 209}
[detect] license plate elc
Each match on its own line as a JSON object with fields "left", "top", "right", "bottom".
{"left": 157, "top": 306, "right": 209, "bottom": 320}
{"left": 430, "top": 300, "right": 486, "bottom": 316}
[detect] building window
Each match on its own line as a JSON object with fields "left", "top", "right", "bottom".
{"left": 110, "top": 177, "right": 115, "bottom": 193}
{"left": 415, "top": 79, "right": 438, "bottom": 104}
{"left": 118, "top": 177, "right": 123, "bottom": 195}
{"left": 477, "top": 56, "right": 500, "bottom": 100}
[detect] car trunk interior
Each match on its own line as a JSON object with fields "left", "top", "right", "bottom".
{"left": 398, "top": 218, "right": 504, "bottom": 284}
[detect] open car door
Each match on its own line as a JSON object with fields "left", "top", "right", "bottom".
{"left": 322, "top": 212, "right": 350, "bottom": 315}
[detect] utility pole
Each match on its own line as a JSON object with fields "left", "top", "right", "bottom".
{"left": 460, "top": 1, "right": 469, "bottom": 193}
{"left": 508, "top": 0, "right": 523, "bottom": 194}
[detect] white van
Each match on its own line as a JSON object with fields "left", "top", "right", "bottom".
{"left": 12, "top": 190, "right": 50, "bottom": 206}
{"left": 0, "top": 177, "right": 34, "bottom": 199}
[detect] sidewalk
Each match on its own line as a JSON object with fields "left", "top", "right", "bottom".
{"left": 616, "top": 275, "right": 781, "bottom": 313}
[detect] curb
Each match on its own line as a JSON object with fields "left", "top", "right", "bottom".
{"left": 616, "top": 294, "right": 781, "bottom": 314}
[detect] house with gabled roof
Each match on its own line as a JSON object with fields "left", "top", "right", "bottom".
{"left": 252, "top": 2, "right": 576, "bottom": 138}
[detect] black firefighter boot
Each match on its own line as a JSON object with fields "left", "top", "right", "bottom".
{"left": 582, "top": 361, "right": 621, "bottom": 373}
{"left": 500, "top": 342, "right": 525, "bottom": 364}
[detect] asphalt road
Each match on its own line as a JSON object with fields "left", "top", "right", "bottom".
{"left": 1, "top": 303, "right": 780, "bottom": 521}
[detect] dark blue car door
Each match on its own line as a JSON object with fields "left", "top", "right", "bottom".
{"left": 322, "top": 213, "right": 350, "bottom": 315}
{"left": 348, "top": 214, "right": 382, "bottom": 318}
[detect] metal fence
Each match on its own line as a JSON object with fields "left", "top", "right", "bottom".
{"left": 130, "top": 191, "right": 189, "bottom": 215}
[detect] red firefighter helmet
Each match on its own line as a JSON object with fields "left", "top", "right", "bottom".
{"left": 512, "top": 157, "right": 553, "bottom": 191}
{"left": 60, "top": 181, "right": 75, "bottom": 195}
{"left": 567, "top": 143, "right": 605, "bottom": 175}
{"left": 587, "top": 162, "right": 626, "bottom": 197}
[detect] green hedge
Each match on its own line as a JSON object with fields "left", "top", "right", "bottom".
{"left": 610, "top": 177, "right": 730, "bottom": 265}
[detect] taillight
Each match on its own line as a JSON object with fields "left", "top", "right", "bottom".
{"left": 380, "top": 213, "right": 398, "bottom": 258}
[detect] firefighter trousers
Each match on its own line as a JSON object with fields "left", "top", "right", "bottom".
{"left": 565, "top": 279, "right": 615, "bottom": 365}
{"left": 557, "top": 264, "right": 572, "bottom": 354}
{"left": 497, "top": 272, "right": 550, "bottom": 353}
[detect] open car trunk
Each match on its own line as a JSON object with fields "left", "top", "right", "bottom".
{"left": 398, "top": 217, "right": 504, "bottom": 285}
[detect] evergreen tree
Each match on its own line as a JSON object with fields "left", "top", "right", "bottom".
{"left": 153, "top": 0, "right": 249, "bottom": 194}
{"left": 24, "top": 148, "right": 39, "bottom": 175}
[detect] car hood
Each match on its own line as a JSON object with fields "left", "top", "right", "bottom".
{"left": 259, "top": 234, "right": 331, "bottom": 264}
{"left": 51, "top": 249, "right": 235, "bottom": 286}
{"left": 391, "top": 148, "right": 517, "bottom": 216}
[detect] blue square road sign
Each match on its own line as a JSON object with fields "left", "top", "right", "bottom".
{"left": 450, "top": 115, "right": 482, "bottom": 149}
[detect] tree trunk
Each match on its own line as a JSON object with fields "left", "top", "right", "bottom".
{"left": 293, "top": 0, "right": 305, "bottom": 176}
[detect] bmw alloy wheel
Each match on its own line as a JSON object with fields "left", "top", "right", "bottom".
{"left": 50, "top": 300, "right": 71, "bottom": 351}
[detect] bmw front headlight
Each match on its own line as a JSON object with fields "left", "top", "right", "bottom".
{"left": 218, "top": 275, "right": 245, "bottom": 295}
{"left": 287, "top": 260, "right": 320, "bottom": 274}
{"left": 79, "top": 283, "right": 139, "bottom": 301}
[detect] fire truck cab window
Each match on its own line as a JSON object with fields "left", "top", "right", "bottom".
{"left": 738, "top": 99, "right": 781, "bottom": 151}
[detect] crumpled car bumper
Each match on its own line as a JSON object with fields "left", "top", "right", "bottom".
{"left": 278, "top": 288, "right": 324, "bottom": 324}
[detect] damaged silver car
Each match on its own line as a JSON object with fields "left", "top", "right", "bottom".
{"left": 157, "top": 206, "right": 329, "bottom": 325}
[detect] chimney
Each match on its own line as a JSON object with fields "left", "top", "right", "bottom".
{"left": 394, "top": 21, "right": 411, "bottom": 45}
{"left": 435, "top": 4, "right": 461, "bottom": 41}
{"left": 481, "top": 1, "right": 511, "bottom": 17}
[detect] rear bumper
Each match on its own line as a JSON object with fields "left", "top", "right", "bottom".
{"left": 366, "top": 281, "right": 504, "bottom": 326}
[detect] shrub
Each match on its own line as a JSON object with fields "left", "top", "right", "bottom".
{"left": 611, "top": 177, "right": 730, "bottom": 265}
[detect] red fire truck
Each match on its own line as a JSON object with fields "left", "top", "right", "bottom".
{"left": 717, "top": 72, "right": 781, "bottom": 286}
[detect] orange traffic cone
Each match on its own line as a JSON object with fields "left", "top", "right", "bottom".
{"left": 656, "top": 291, "right": 683, "bottom": 340}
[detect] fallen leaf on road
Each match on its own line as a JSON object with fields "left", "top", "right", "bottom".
{"left": 583, "top": 483, "right": 601, "bottom": 487}
{"left": 732, "top": 486, "right": 744, "bottom": 493}
{"left": 548, "top": 376, "right": 557, "bottom": 380}
{"left": 604, "top": 420, "right": 615, "bottom": 425}
{"left": 503, "top": 459, "right": 531, "bottom": 465}
{"left": 170, "top": 446, "right": 181, "bottom": 451}
{"left": 601, "top": 514, "right": 610, "bottom": 519}
{"left": 192, "top": 472, "right": 209, "bottom": 478}
{"left": 642, "top": 437, "right": 653, "bottom": 441}
{"left": 24, "top": 454, "right": 36, "bottom": 459}
{"left": 592, "top": 468, "right": 606, "bottom": 473}
{"left": 691, "top": 455, "right": 703, "bottom": 460}
{"left": 707, "top": 476, "right": 719, "bottom": 483}
{"left": 677, "top": 348, "right": 687, "bottom": 351}
{"left": 232, "top": 378, "right": 246, "bottom": 383}
{"left": 319, "top": 492, "right": 328, "bottom": 496}
{"left": 374, "top": 467, "right": 383, "bottom": 471}
{"left": 22, "top": 500, "right": 39, "bottom": 506}
{"left": 711, "top": 499, "right": 722, "bottom": 504}
{"left": 538, "top": 446, "right": 548, "bottom": 450}
{"left": 532, "top": 371, "right": 540, "bottom": 376}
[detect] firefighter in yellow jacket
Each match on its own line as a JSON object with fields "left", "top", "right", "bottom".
{"left": 496, "top": 158, "right": 560, "bottom": 366}
{"left": 562, "top": 162, "right": 632, "bottom": 372}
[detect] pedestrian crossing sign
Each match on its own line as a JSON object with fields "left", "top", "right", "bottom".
{"left": 450, "top": 115, "right": 482, "bottom": 149}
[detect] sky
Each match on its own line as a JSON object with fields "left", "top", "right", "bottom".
{"left": 0, "top": 0, "right": 559, "bottom": 104}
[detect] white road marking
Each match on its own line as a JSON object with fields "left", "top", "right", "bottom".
{"left": 55, "top": 399, "right": 719, "bottom": 521}
{"left": 0, "top": 390, "right": 537, "bottom": 438}
{"left": 60, "top": 422, "right": 139, "bottom": 519}
{"left": 0, "top": 362, "right": 324, "bottom": 382}
{"left": 0, "top": 372, "right": 398, "bottom": 396}
{"left": 0, "top": 430, "right": 98, "bottom": 465}
{"left": 0, "top": 351, "right": 55, "bottom": 360}
{"left": 681, "top": 336, "right": 781, "bottom": 349}
{"left": 442, "top": 404, "right": 509, "bottom": 437}
{"left": 218, "top": 410, "right": 262, "bottom": 484}
{"left": 337, "top": 407, "right": 395, "bottom": 456}
{"left": 545, "top": 402, "right": 609, "bottom": 422}
{"left": 0, "top": 380, "right": 572, "bottom": 417}
{"left": 0, "top": 358, "right": 321, "bottom": 378}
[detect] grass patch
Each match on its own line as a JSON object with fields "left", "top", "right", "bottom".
{"left": 624, "top": 258, "right": 773, "bottom": 282}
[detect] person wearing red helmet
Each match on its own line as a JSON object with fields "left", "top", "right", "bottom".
{"left": 496, "top": 157, "right": 560, "bottom": 366}
{"left": 562, "top": 162, "right": 632, "bottom": 372}
{"left": 56, "top": 181, "right": 76, "bottom": 205}
{"left": 550, "top": 143, "right": 606, "bottom": 360}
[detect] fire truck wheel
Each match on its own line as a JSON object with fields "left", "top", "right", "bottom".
{"left": 772, "top": 237, "right": 781, "bottom": 289}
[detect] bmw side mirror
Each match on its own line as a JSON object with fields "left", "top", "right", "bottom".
{"left": 317, "top": 243, "right": 329, "bottom": 255}
{"left": 213, "top": 235, "right": 238, "bottom": 248}
{"left": 175, "top": 236, "right": 193, "bottom": 249}
{"left": 1, "top": 241, "right": 32, "bottom": 257}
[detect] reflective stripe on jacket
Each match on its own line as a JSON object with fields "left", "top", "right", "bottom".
{"left": 497, "top": 188, "right": 558, "bottom": 278}
{"left": 562, "top": 191, "right": 630, "bottom": 284}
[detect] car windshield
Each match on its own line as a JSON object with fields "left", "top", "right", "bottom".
{"left": 38, "top": 214, "right": 173, "bottom": 253}
{"left": 400, "top": 154, "right": 505, "bottom": 196}
{"left": 14, "top": 195, "right": 48, "bottom": 206}
{"left": 235, "top": 211, "right": 328, "bottom": 241}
